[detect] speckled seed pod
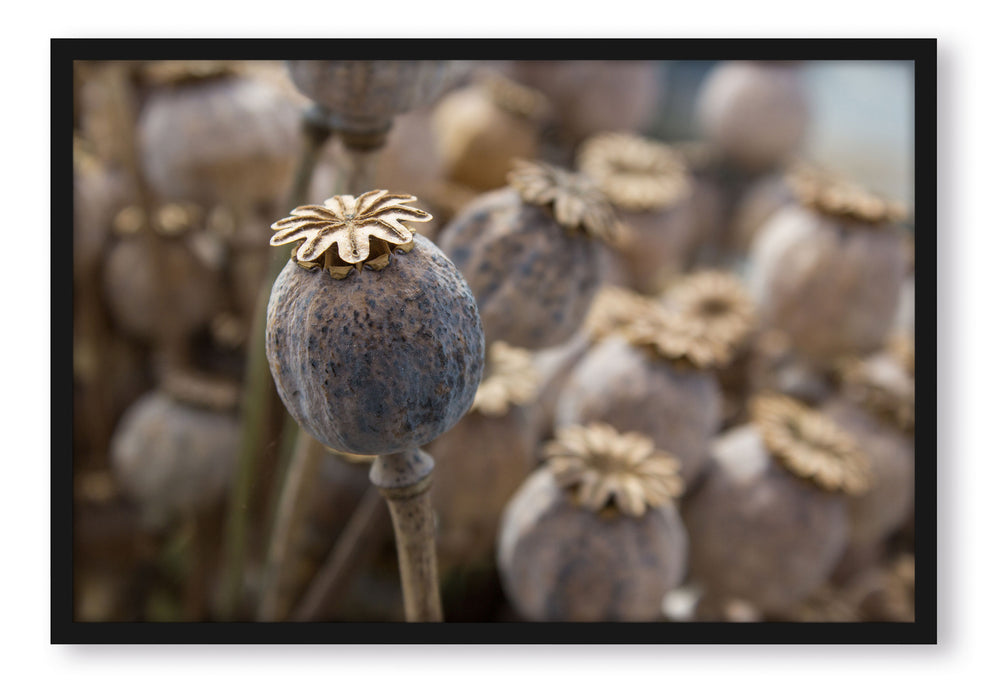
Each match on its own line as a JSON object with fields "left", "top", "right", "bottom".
{"left": 696, "top": 61, "right": 809, "bottom": 172}
{"left": 265, "top": 190, "right": 484, "bottom": 455}
{"left": 823, "top": 348, "right": 915, "bottom": 550}
{"left": 748, "top": 168, "right": 909, "bottom": 363}
{"left": 428, "top": 342, "right": 541, "bottom": 568}
{"left": 682, "top": 396, "right": 867, "bottom": 614}
{"left": 431, "top": 73, "right": 550, "bottom": 192}
{"left": 102, "top": 205, "right": 224, "bottom": 344}
{"left": 498, "top": 423, "right": 687, "bottom": 621}
{"left": 109, "top": 373, "right": 240, "bottom": 529}
{"left": 438, "top": 160, "right": 619, "bottom": 350}
{"left": 556, "top": 288, "right": 739, "bottom": 488}
{"left": 505, "top": 61, "right": 662, "bottom": 145}
{"left": 286, "top": 61, "right": 463, "bottom": 141}
{"left": 578, "top": 132, "right": 696, "bottom": 293}
{"left": 137, "top": 68, "right": 300, "bottom": 208}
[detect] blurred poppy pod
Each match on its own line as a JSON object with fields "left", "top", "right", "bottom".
{"left": 429, "top": 342, "right": 541, "bottom": 570}
{"left": 505, "top": 61, "right": 662, "bottom": 145}
{"left": 285, "top": 61, "right": 464, "bottom": 148}
{"left": 682, "top": 395, "right": 867, "bottom": 615}
{"left": 265, "top": 190, "right": 484, "bottom": 455}
{"left": 438, "top": 160, "right": 619, "bottom": 350}
{"left": 748, "top": 166, "right": 910, "bottom": 363}
{"left": 556, "top": 289, "right": 734, "bottom": 489}
{"left": 498, "top": 423, "right": 686, "bottom": 621}
{"left": 110, "top": 371, "right": 241, "bottom": 530}
{"left": 136, "top": 64, "right": 300, "bottom": 210}
{"left": 696, "top": 61, "right": 809, "bottom": 173}
{"left": 432, "top": 71, "right": 550, "bottom": 192}
{"left": 578, "top": 132, "right": 696, "bottom": 293}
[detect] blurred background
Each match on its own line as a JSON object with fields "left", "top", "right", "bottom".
{"left": 72, "top": 59, "right": 915, "bottom": 623}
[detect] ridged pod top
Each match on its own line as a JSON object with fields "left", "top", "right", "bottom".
{"left": 471, "top": 342, "right": 540, "bottom": 417}
{"left": 787, "top": 165, "right": 908, "bottom": 225}
{"left": 544, "top": 422, "right": 683, "bottom": 517}
{"left": 507, "top": 160, "right": 620, "bottom": 244}
{"left": 751, "top": 394, "right": 873, "bottom": 495}
{"left": 270, "top": 190, "right": 432, "bottom": 279}
{"left": 578, "top": 132, "right": 692, "bottom": 212}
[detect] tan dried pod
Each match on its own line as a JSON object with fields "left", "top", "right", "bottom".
{"left": 578, "top": 132, "right": 696, "bottom": 293}
{"left": 505, "top": 61, "right": 662, "bottom": 145}
{"left": 431, "top": 72, "right": 550, "bottom": 192}
{"left": 437, "top": 160, "right": 620, "bottom": 350}
{"left": 74, "top": 137, "right": 133, "bottom": 279}
{"left": 748, "top": 167, "right": 909, "bottom": 363}
{"left": 672, "top": 141, "right": 734, "bottom": 260}
{"left": 102, "top": 203, "right": 224, "bottom": 346}
{"left": 556, "top": 294, "right": 729, "bottom": 488}
{"left": 109, "top": 370, "right": 241, "bottom": 530}
{"left": 136, "top": 64, "right": 300, "bottom": 209}
{"left": 696, "top": 61, "right": 809, "bottom": 172}
{"left": 682, "top": 395, "right": 867, "bottom": 614}
{"left": 823, "top": 345, "right": 915, "bottom": 552}
{"left": 497, "top": 423, "right": 687, "bottom": 621}
{"left": 428, "top": 342, "right": 541, "bottom": 569}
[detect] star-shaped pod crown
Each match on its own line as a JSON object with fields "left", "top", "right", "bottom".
{"left": 786, "top": 165, "right": 908, "bottom": 225}
{"left": 471, "top": 342, "right": 540, "bottom": 417}
{"left": 544, "top": 423, "right": 683, "bottom": 517}
{"left": 507, "top": 160, "right": 620, "bottom": 244}
{"left": 270, "top": 190, "right": 432, "bottom": 279}
{"left": 751, "top": 394, "right": 872, "bottom": 496}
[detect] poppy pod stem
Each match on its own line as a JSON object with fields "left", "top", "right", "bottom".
{"left": 370, "top": 449, "right": 443, "bottom": 622}
{"left": 218, "top": 105, "right": 334, "bottom": 621}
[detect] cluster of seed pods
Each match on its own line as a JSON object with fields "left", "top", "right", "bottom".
{"left": 74, "top": 59, "right": 914, "bottom": 625}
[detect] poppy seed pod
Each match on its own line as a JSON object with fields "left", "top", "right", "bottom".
{"left": 429, "top": 342, "right": 541, "bottom": 569}
{"left": 109, "top": 372, "right": 241, "bottom": 530}
{"left": 556, "top": 287, "right": 737, "bottom": 489}
{"left": 696, "top": 61, "right": 809, "bottom": 172}
{"left": 431, "top": 72, "right": 550, "bottom": 192}
{"left": 102, "top": 204, "right": 224, "bottom": 345}
{"left": 265, "top": 190, "right": 485, "bottom": 455}
{"left": 683, "top": 396, "right": 866, "bottom": 614}
{"left": 823, "top": 348, "right": 915, "bottom": 551}
{"left": 498, "top": 423, "right": 687, "bottom": 621}
{"left": 438, "top": 160, "right": 619, "bottom": 350}
{"left": 137, "top": 68, "right": 300, "bottom": 208}
{"left": 748, "top": 167, "right": 909, "bottom": 363}
{"left": 505, "top": 61, "right": 661, "bottom": 145}
{"left": 578, "top": 132, "right": 696, "bottom": 293}
{"left": 285, "top": 61, "right": 462, "bottom": 146}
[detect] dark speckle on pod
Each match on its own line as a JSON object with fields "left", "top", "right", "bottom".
{"left": 266, "top": 235, "right": 484, "bottom": 455}
{"left": 438, "top": 187, "right": 606, "bottom": 350}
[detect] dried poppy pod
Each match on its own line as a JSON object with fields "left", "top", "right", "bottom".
{"left": 265, "top": 189, "right": 484, "bottom": 456}
{"left": 431, "top": 72, "right": 550, "bottom": 192}
{"left": 505, "top": 61, "right": 662, "bottom": 145}
{"left": 748, "top": 166, "right": 909, "bottom": 363}
{"left": 728, "top": 170, "right": 796, "bottom": 253}
{"left": 578, "top": 132, "right": 696, "bottom": 293}
{"left": 428, "top": 341, "right": 541, "bottom": 569}
{"left": 136, "top": 64, "right": 300, "bottom": 209}
{"left": 497, "top": 423, "right": 687, "bottom": 621}
{"left": 662, "top": 271, "right": 757, "bottom": 425}
{"left": 285, "top": 61, "right": 462, "bottom": 148}
{"left": 109, "top": 370, "right": 241, "bottom": 529}
{"left": 823, "top": 345, "right": 915, "bottom": 552}
{"left": 682, "top": 395, "right": 868, "bottom": 614}
{"left": 438, "top": 160, "right": 620, "bottom": 350}
{"left": 556, "top": 292, "right": 730, "bottom": 489}
{"left": 74, "top": 137, "right": 132, "bottom": 280}
{"left": 696, "top": 61, "right": 809, "bottom": 172}
{"left": 102, "top": 203, "right": 224, "bottom": 346}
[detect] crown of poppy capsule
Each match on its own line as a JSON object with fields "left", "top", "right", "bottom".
{"left": 751, "top": 394, "right": 873, "bottom": 495}
{"left": 471, "top": 342, "right": 540, "bottom": 417}
{"left": 269, "top": 190, "right": 433, "bottom": 279}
